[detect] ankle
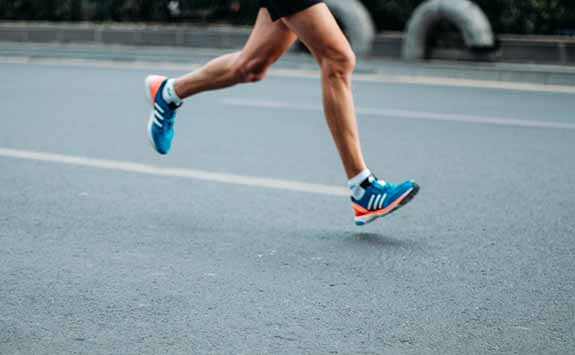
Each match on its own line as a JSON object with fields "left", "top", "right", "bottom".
{"left": 348, "top": 169, "right": 372, "bottom": 200}
{"left": 162, "top": 78, "right": 183, "bottom": 105}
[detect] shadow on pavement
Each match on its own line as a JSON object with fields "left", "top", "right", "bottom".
{"left": 347, "top": 232, "right": 413, "bottom": 249}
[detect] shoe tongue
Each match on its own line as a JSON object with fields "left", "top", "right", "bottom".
{"left": 168, "top": 102, "right": 182, "bottom": 110}
{"left": 360, "top": 174, "right": 377, "bottom": 189}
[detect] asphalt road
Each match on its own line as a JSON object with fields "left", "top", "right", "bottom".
{"left": 0, "top": 55, "right": 574, "bottom": 354}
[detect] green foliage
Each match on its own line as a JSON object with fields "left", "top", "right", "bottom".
{"left": 0, "top": 0, "right": 248, "bottom": 22}
{"left": 0, "top": 0, "right": 573, "bottom": 34}
{"left": 360, "top": 0, "right": 421, "bottom": 31}
{"left": 0, "top": 0, "right": 83, "bottom": 21}
{"left": 361, "top": 0, "right": 575, "bottom": 34}
{"left": 473, "top": 0, "right": 575, "bottom": 34}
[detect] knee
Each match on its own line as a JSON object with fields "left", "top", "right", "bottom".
{"left": 233, "top": 56, "right": 272, "bottom": 83}
{"left": 319, "top": 47, "right": 356, "bottom": 81}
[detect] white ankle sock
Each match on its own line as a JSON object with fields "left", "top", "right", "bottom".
{"left": 348, "top": 168, "right": 372, "bottom": 200}
{"left": 162, "top": 79, "right": 183, "bottom": 105}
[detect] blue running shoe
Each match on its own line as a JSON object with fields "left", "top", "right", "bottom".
{"left": 145, "top": 75, "right": 181, "bottom": 155}
{"left": 352, "top": 175, "right": 420, "bottom": 226}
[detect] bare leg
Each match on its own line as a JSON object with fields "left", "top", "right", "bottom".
{"left": 281, "top": 4, "right": 367, "bottom": 179}
{"left": 173, "top": 9, "right": 297, "bottom": 99}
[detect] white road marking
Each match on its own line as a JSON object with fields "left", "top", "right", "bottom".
{"left": 1, "top": 56, "right": 575, "bottom": 94}
{"left": 0, "top": 148, "right": 349, "bottom": 197}
{"left": 353, "top": 73, "right": 575, "bottom": 95}
{"left": 221, "top": 98, "right": 575, "bottom": 130}
{"left": 271, "top": 68, "right": 575, "bottom": 95}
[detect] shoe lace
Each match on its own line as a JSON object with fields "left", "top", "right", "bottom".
{"left": 162, "top": 103, "right": 180, "bottom": 130}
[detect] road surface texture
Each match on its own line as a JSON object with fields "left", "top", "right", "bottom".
{"left": 0, "top": 49, "right": 574, "bottom": 354}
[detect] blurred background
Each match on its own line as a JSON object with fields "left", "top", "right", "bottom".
{"left": 0, "top": 0, "right": 574, "bottom": 64}
{"left": 0, "top": 0, "right": 574, "bottom": 35}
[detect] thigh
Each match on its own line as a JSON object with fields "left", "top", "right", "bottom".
{"left": 280, "top": 3, "right": 352, "bottom": 61}
{"left": 240, "top": 8, "right": 298, "bottom": 64}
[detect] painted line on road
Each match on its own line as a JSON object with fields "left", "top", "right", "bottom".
{"left": 0, "top": 55, "right": 202, "bottom": 71}
{"left": 221, "top": 98, "right": 575, "bottom": 130}
{"left": 272, "top": 68, "right": 575, "bottom": 95}
{"left": 354, "top": 73, "right": 575, "bottom": 95}
{"left": 0, "top": 148, "right": 348, "bottom": 197}
{"left": 2, "top": 56, "right": 575, "bottom": 95}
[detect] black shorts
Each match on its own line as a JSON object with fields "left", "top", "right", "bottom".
{"left": 257, "top": 0, "right": 324, "bottom": 21}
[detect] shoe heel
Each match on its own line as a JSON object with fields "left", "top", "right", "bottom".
{"left": 144, "top": 75, "right": 166, "bottom": 104}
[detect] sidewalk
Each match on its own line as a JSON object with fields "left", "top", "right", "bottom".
{"left": 1, "top": 21, "right": 575, "bottom": 66}
{"left": 2, "top": 41, "right": 575, "bottom": 88}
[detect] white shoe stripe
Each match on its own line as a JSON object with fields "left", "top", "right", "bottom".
{"left": 153, "top": 117, "right": 163, "bottom": 127}
{"left": 154, "top": 103, "right": 164, "bottom": 114}
{"left": 154, "top": 111, "right": 164, "bottom": 121}
{"left": 379, "top": 193, "right": 387, "bottom": 209}
{"left": 367, "top": 195, "right": 375, "bottom": 210}
{"left": 373, "top": 194, "right": 381, "bottom": 210}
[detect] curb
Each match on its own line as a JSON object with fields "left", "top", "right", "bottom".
{"left": 2, "top": 21, "right": 575, "bottom": 66}
{"left": 0, "top": 22, "right": 250, "bottom": 49}
{"left": 371, "top": 33, "right": 575, "bottom": 65}
{"left": 1, "top": 22, "right": 575, "bottom": 66}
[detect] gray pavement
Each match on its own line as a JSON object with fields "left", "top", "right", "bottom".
{"left": 0, "top": 54, "right": 574, "bottom": 354}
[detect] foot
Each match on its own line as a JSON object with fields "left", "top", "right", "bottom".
{"left": 351, "top": 175, "right": 420, "bottom": 226}
{"left": 145, "top": 75, "right": 180, "bottom": 155}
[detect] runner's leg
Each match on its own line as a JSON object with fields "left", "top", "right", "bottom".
{"left": 173, "top": 9, "right": 297, "bottom": 98}
{"left": 146, "top": 2, "right": 419, "bottom": 225}
{"left": 280, "top": 3, "right": 367, "bottom": 179}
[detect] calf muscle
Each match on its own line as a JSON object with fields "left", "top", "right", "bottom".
{"left": 282, "top": 4, "right": 366, "bottom": 178}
